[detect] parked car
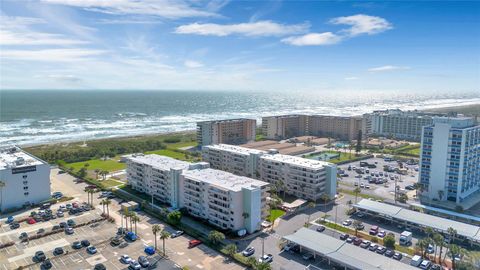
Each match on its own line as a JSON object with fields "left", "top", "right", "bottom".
{"left": 302, "top": 253, "right": 314, "bottom": 260}
{"left": 59, "top": 222, "right": 67, "bottom": 228}
{"left": 111, "top": 236, "right": 122, "bottom": 246}
{"left": 72, "top": 241, "right": 82, "bottom": 249}
{"left": 171, "top": 230, "right": 184, "bottom": 238}
{"left": 129, "top": 260, "right": 142, "bottom": 270}
{"left": 377, "top": 230, "right": 386, "bottom": 238}
{"left": 67, "top": 219, "right": 76, "bottom": 227}
{"left": 34, "top": 251, "right": 47, "bottom": 262}
{"left": 430, "top": 264, "right": 442, "bottom": 270}
{"left": 86, "top": 246, "right": 97, "bottom": 254}
{"left": 41, "top": 259, "right": 52, "bottom": 269}
{"left": 342, "top": 220, "right": 352, "bottom": 226}
{"left": 53, "top": 247, "right": 64, "bottom": 255}
{"left": 138, "top": 256, "right": 150, "bottom": 267}
{"left": 81, "top": 240, "right": 91, "bottom": 247}
{"left": 385, "top": 249, "right": 395, "bottom": 257}
{"left": 65, "top": 227, "right": 74, "bottom": 235}
{"left": 420, "top": 260, "right": 432, "bottom": 269}
{"left": 27, "top": 218, "right": 36, "bottom": 224}
{"left": 427, "top": 244, "right": 434, "bottom": 254}
{"left": 144, "top": 246, "right": 155, "bottom": 255}
{"left": 10, "top": 222, "right": 20, "bottom": 229}
{"left": 259, "top": 254, "right": 273, "bottom": 263}
{"left": 393, "top": 252, "right": 403, "bottom": 260}
{"left": 6, "top": 216, "right": 14, "bottom": 224}
{"left": 376, "top": 246, "right": 387, "bottom": 254}
{"left": 94, "top": 264, "right": 106, "bottom": 270}
{"left": 120, "top": 254, "right": 132, "bottom": 264}
{"left": 188, "top": 239, "right": 202, "bottom": 248}
{"left": 37, "top": 228, "right": 45, "bottom": 234}
{"left": 353, "top": 238, "right": 363, "bottom": 246}
{"left": 369, "top": 226, "right": 379, "bottom": 235}
{"left": 316, "top": 225, "right": 325, "bottom": 232}
{"left": 19, "top": 232, "right": 28, "bottom": 239}
{"left": 284, "top": 243, "right": 298, "bottom": 252}
{"left": 242, "top": 247, "right": 255, "bottom": 257}
{"left": 340, "top": 233, "right": 349, "bottom": 240}
{"left": 346, "top": 237, "right": 354, "bottom": 243}
{"left": 359, "top": 240, "right": 371, "bottom": 248}
{"left": 368, "top": 244, "right": 378, "bottom": 251}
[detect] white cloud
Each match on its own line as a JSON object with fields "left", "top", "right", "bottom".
{"left": 0, "top": 15, "right": 88, "bottom": 46}
{"left": 175, "top": 21, "right": 309, "bottom": 37}
{"left": 41, "top": 0, "right": 217, "bottom": 19}
{"left": 330, "top": 14, "right": 392, "bottom": 37}
{"left": 46, "top": 74, "right": 83, "bottom": 82}
{"left": 0, "top": 48, "right": 106, "bottom": 62}
{"left": 344, "top": 76, "right": 359, "bottom": 80}
{"left": 281, "top": 32, "right": 341, "bottom": 46}
{"left": 184, "top": 60, "right": 204, "bottom": 68}
{"left": 368, "top": 65, "right": 410, "bottom": 72}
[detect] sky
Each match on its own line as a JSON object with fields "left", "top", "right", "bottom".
{"left": 0, "top": 0, "right": 479, "bottom": 92}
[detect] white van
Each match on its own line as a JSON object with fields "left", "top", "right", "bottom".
{"left": 410, "top": 255, "right": 422, "bottom": 267}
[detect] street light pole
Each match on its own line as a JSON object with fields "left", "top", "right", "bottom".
{"left": 261, "top": 237, "right": 265, "bottom": 257}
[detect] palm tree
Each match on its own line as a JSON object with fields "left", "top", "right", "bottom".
{"left": 100, "top": 199, "right": 106, "bottom": 215}
{"left": 352, "top": 220, "right": 362, "bottom": 236}
{"left": 433, "top": 233, "right": 444, "bottom": 264}
{"left": 416, "top": 239, "right": 427, "bottom": 259}
{"left": 132, "top": 215, "right": 140, "bottom": 234}
{"left": 103, "top": 199, "right": 111, "bottom": 217}
{"left": 306, "top": 201, "right": 316, "bottom": 224}
{"left": 123, "top": 208, "right": 130, "bottom": 231}
{"left": 448, "top": 244, "right": 462, "bottom": 270}
{"left": 84, "top": 187, "right": 91, "bottom": 205}
{"left": 353, "top": 187, "right": 361, "bottom": 204}
{"left": 225, "top": 244, "right": 237, "bottom": 258}
{"left": 101, "top": 170, "right": 108, "bottom": 181}
{"left": 94, "top": 169, "right": 100, "bottom": 179}
{"left": 152, "top": 224, "right": 162, "bottom": 250}
{"left": 447, "top": 227, "right": 457, "bottom": 245}
{"left": 88, "top": 189, "right": 96, "bottom": 206}
{"left": 160, "top": 230, "right": 171, "bottom": 256}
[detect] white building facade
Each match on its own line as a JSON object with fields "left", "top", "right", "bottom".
{"left": 419, "top": 117, "right": 480, "bottom": 209}
{"left": 0, "top": 147, "right": 51, "bottom": 212}
{"left": 126, "top": 154, "right": 269, "bottom": 233}
{"left": 202, "top": 144, "right": 337, "bottom": 201}
{"left": 196, "top": 118, "right": 256, "bottom": 147}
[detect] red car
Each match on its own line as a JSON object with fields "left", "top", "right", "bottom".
{"left": 72, "top": 202, "right": 79, "bottom": 208}
{"left": 353, "top": 238, "right": 363, "bottom": 246}
{"left": 27, "top": 218, "right": 36, "bottom": 224}
{"left": 188, "top": 239, "right": 202, "bottom": 248}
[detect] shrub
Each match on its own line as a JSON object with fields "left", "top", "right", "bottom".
{"left": 164, "top": 137, "right": 181, "bottom": 143}
{"left": 371, "top": 236, "right": 379, "bottom": 243}
{"left": 383, "top": 234, "right": 396, "bottom": 249}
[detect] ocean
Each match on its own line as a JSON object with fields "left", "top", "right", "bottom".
{"left": 1, "top": 89, "right": 480, "bottom": 146}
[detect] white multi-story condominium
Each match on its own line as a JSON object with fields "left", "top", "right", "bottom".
{"left": 196, "top": 118, "right": 256, "bottom": 147}
{"left": 259, "top": 154, "right": 337, "bottom": 201}
{"left": 0, "top": 146, "right": 51, "bottom": 212}
{"left": 126, "top": 154, "right": 209, "bottom": 207}
{"left": 126, "top": 154, "right": 269, "bottom": 234}
{"left": 262, "top": 115, "right": 308, "bottom": 140}
{"left": 307, "top": 115, "right": 363, "bottom": 141}
{"left": 202, "top": 144, "right": 265, "bottom": 178}
{"left": 362, "top": 109, "right": 445, "bottom": 141}
{"left": 419, "top": 117, "right": 480, "bottom": 209}
{"left": 180, "top": 168, "right": 269, "bottom": 233}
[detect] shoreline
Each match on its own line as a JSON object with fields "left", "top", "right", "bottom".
{"left": 18, "top": 103, "right": 480, "bottom": 149}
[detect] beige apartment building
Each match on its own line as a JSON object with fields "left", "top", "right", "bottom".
{"left": 308, "top": 115, "right": 363, "bottom": 141}
{"left": 197, "top": 118, "right": 256, "bottom": 147}
{"left": 262, "top": 115, "right": 308, "bottom": 140}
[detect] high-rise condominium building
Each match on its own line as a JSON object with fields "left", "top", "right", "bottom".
{"left": 419, "top": 117, "right": 480, "bottom": 209}
{"left": 363, "top": 109, "right": 442, "bottom": 141}
{"left": 202, "top": 144, "right": 265, "bottom": 178}
{"left": 126, "top": 154, "right": 269, "bottom": 233}
{"left": 308, "top": 115, "right": 363, "bottom": 141}
{"left": 202, "top": 144, "right": 337, "bottom": 201}
{"left": 262, "top": 115, "right": 308, "bottom": 140}
{"left": 259, "top": 154, "right": 337, "bottom": 201}
{"left": 0, "top": 147, "right": 51, "bottom": 212}
{"left": 196, "top": 118, "right": 256, "bottom": 147}
{"left": 180, "top": 168, "right": 269, "bottom": 233}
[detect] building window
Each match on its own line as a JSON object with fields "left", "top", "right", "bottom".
{"left": 24, "top": 192, "right": 29, "bottom": 196}
{"left": 23, "top": 181, "right": 28, "bottom": 185}
{"left": 23, "top": 186, "right": 28, "bottom": 190}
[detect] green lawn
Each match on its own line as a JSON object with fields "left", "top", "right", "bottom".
{"left": 267, "top": 209, "right": 286, "bottom": 222}
{"left": 67, "top": 158, "right": 126, "bottom": 172}
{"left": 144, "top": 149, "right": 192, "bottom": 160}
{"left": 100, "top": 179, "right": 124, "bottom": 188}
{"left": 165, "top": 141, "right": 198, "bottom": 149}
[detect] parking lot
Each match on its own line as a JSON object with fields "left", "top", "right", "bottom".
{"left": 337, "top": 157, "right": 419, "bottom": 201}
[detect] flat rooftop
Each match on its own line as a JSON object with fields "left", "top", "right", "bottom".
{"left": 127, "top": 154, "right": 191, "bottom": 171}
{"left": 182, "top": 168, "right": 269, "bottom": 191}
{"left": 355, "top": 199, "right": 480, "bottom": 242}
{"left": 0, "top": 147, "right": 45, "bottom": 170}
{"left": 197, "top": 118, "right": 255, "bottom": 124}
{"left": 204, "top": 144, "right": 265, "bottom": 155}
{"left": 283, "top": 228, "right": 417, "bottom": 270}
{"left": 261, "top": 154, "right": 333, "bottom": 169}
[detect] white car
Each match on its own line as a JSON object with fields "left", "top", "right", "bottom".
{"left": 120, "top": 254, "right": 132, "bottom": 264}
{"left": 259, "top": 254, "right": 273, "bottom": 263}
{"left": 128, "top": 260, "right": 141, "bottom": 270}
{"left": 342, "top": 220, "right": 352, "bottom": 226}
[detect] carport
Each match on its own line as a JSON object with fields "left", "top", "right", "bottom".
{"left": 282, "top": 228, "right": 418, "bottom": 270}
